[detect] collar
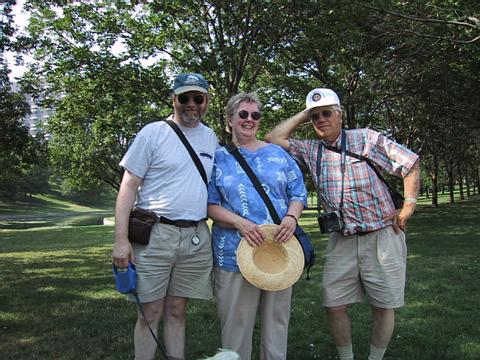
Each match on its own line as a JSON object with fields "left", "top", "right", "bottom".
{"left": 321, "top": 130, "right": 343, "bottom": 148}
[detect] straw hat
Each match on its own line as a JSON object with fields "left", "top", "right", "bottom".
{"left": 237, "top": 224, "right": 304, "bottom": 291}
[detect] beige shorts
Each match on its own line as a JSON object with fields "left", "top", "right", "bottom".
{"left": 322, "top": 226, "right": 407, "bottom": 308}
{"left": 129, "top": 221, "right": 213, "bottom": 303}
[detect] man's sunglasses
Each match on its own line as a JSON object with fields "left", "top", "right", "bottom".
{"left": 310, "top": 110, "right": 333, "bottom": 122}
{"left": 236, "top": 110, "right": 261, "bottom": 121}
{"left": 178, "top": 94, "right": 205, "bottom": 105}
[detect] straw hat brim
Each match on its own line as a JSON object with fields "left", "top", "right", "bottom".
{"left": 237, "top": 224, "right": 304, "bottom": 291}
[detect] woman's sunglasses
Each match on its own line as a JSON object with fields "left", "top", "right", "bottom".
{"left": 236, "top": 110, "right": 261, "bottom": 121}
{"left": 310, "top": 110, "right": 333, "bottom": 122}
{"left": 178, "top": 94, "right": 205, "bottom": 105}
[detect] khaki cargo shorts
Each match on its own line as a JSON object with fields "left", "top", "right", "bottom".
{"left": 322, "top": 226, "right": 407, "bottom": 308}
{"left": 129, "top": 221, "right": 213, "bottom": 303}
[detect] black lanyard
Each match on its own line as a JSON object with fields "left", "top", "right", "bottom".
{"left": 316, "top": 130, "right": 346, "bottom": 215}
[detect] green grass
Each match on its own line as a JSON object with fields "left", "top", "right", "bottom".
{"left": 0, "top": 192, "right": 114, "bottom": 217}
{"left": 1, "top": 196, "right": 479, "bottom": 359}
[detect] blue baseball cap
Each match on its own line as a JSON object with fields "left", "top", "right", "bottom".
{"left": 173, "top": 73, "right": 209, "bottom": 94}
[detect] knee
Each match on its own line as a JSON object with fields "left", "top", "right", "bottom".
{"left": 138, "top": 301, "right": 163, "bottom": 325}
{"left": 138, "top": 306, "right": 162, "bottom": 326}
{"left": 372, "top": 307, "right": 394, "bottom": 317}
{"left": 164, "top": 301, "right": 187, "bottom": 322}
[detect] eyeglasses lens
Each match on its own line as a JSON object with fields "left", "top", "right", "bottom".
{"left": 238, "top": 110, "right": 261, "bottom": 121}
{"left": 311, "top": 110, "right": 333, "bottom": 121}
{"left": 178, "top": 94, "right": 205, "bottom": 105}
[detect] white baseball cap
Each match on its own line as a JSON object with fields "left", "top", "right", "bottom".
{"left": 304, "top": 88, "right": 340, "bottom": 112}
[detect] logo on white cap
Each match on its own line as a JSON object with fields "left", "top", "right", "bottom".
{"left": 312, "top": 93, "right": 322, "bottom": 102}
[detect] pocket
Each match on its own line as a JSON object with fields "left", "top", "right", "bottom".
{"left": 376, "top": 228, "right": 406, "bottom": 266}
{"left": 324, "top": 234, "right": 337, "bottom": 257}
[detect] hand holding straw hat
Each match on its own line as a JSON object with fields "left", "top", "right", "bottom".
{"left": 237, "top": 224, "right": 304, "bottom": 291}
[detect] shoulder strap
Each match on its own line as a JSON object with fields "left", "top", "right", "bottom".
{"left": 323, "top": 143, "right": 400, "bottom": 196}
{"left": 226, "top": 143, "right": 314, "bottom": 278}
{"left": 225, "top": 144, "right": 282, "bottom": 224}
{"left": 165, "top": 120, "right": 208, "bottom": 186}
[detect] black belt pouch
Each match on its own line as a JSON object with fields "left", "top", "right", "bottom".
{"left": 128, "top": 208, "right": 158, "bottom": 245}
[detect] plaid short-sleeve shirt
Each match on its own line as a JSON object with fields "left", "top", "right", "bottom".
{"left": 289, "top": 128, "right": 419, "bottom": 235}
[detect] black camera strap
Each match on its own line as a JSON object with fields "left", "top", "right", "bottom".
{"left": 164, "top": 120, "right": 208, "bottom": 187}
{"left": 316, "top": 130, "right": 347, "bottom": 217}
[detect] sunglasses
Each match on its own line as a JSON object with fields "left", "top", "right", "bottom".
{"left": 178, "top": 94, "right": 205, "bottom": 105}
{"left": 236, "top": 110, "right": 261, "bottom": 121}
{"left": 310, "top": 110, "right": 333, "bottom": 122}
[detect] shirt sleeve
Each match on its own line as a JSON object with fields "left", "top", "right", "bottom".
{"left": 364, "top": 130, "right": 419, "bottom": 178}
{"left": 207, "top": 155, "right": 222, "bottom": 205}
{"left": 287, "top": 138, "right": 309, "bottom": 169}
{"left": 119, "top": 128, "right": 153, "bottom": 179}
{"left": 284, "top": 149, "right": 308, "bottom": 206}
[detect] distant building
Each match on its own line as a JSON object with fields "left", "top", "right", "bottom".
{"left": 11, "top": 82, "right": 54, "bottom": 138}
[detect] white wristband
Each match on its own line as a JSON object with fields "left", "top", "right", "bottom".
{"left": 404, "top": 197, "right": 417, "bottom": 204}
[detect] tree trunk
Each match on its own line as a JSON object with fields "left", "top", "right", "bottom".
{"left": 430, "top": 153, "right": 439, "bottom": 207}
{"left": 444, "top": 159, "right": 455, "bottom": 204}
{"left": 474, "top": 166, "right": 480, "bottom": 193}
{"left": 457, "top": 162, "right": 465, "bottom": 200}
{"left": 466, "top": 174, "right": 471, "bottom": 197}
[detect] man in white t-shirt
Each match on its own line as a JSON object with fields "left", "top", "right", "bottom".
{"left": 112, "top": 73, "right": 218, "bottom": 360}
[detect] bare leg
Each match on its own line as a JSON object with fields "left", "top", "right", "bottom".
{"left": 326, "top": 305, "right": 352, "bottom": 347}
{"left": 134, "top": 298, "right": 164, "bottom": 360}
{"left": 371, "top": 307, "right": 395, "bottom": 348}
{"left": 163, "top": 296, "right": 188, "bottom": 360}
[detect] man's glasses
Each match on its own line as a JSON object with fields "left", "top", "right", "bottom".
{"left": 236, "top": 110, "right": 261, "bottom": 121}
{"left": 178, "top": 94, "right": 205, "bottom": 105}
{"left": 310, "top": 110, "right": 333, "bottom": 122}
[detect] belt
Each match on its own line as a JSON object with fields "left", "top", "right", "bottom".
{"left": 355, "top": 228, "right": 381, "bottom": 236}
{"left": 158, "top": 217, "right": 203, "bottom": 228}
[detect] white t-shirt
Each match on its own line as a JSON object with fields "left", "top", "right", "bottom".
{"left": 120, "top": 120, "right": 218, "bottom": 220}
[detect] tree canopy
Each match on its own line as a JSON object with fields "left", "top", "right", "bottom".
{"left": 11, "top": 0, "right": 480, "bottom": 203}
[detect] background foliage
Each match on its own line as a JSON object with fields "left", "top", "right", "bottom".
{"left": 2, "top": 0, "right": 480, "bottom": 201}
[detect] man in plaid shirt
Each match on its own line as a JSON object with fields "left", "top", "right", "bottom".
{"left": 266, "top": 88, "right": 420, "bottom": 360}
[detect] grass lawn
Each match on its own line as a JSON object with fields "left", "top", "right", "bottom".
{"left": 0, "top": 195, "right": 479, "bottom": 359}
{"left": 0, "top": 193, "right": 114, "bottom": 217}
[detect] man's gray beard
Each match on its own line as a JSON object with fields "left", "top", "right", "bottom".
{"left": 179, "top": 112, "right": 201, "bottom": 125}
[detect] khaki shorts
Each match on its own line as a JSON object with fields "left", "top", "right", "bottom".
{"left": 322, "top": 226, "right": 407, "bottom": 308}
{"left": 129, "top": 221, "right": 213, "bottom": 303}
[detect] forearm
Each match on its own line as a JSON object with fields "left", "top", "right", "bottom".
{"left": 265, "top": 110, "right": 309, "bottom": 150}
{"left": 394, "top": 159, "right": 420, "bottom": 232}
{"left": 286, "top": 200, "right": 305, "bottom": 221}
{"left": 208, "top": 204, "right": 266, "bottom": 245}
{"left": 207, "top": 204, "right": 244, "bottom": 229}
{"left": 114, "top": 172, "right": 141, "bottom": 244}
{"left": 403, "top": 160, "right": 421, "bottom": 200}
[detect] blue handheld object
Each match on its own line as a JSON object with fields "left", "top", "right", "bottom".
{"left": 112, "top": 262, "right": 137, "bottom": 294}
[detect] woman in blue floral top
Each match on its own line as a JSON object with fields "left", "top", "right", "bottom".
{"left": 207, "top": 93, "right": 307, "bottom": 360}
